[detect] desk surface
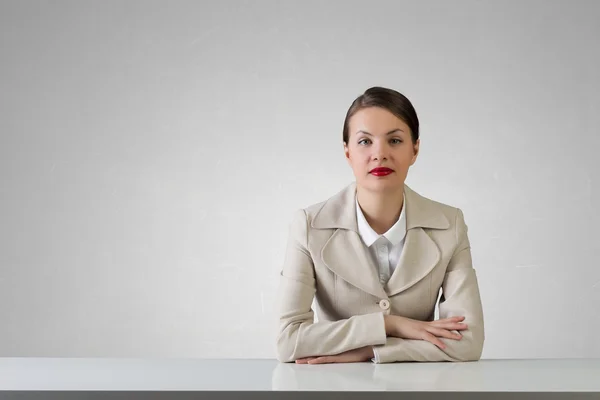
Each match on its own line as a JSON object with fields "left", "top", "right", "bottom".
{"left": 1, "top": 358, "right": 599, "bottom": 392}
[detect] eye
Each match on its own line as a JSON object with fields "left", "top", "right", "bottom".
{"left": 390, "top": 138, "right": 403, "bottom": 144}
{"left": 358, "top": 138, "right": 371, "bottom": 145}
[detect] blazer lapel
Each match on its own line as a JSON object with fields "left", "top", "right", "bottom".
{"left": 385, "top": 185, "right": 449, "bottom": 297}
{"left": 321, "top": 230, "right": 388, "bottom": 299}
{"left": 313, "top": 182, "right": 387, "bottom": 299}
{"left": 384, "top": 227, "right": 440, "bottom": 296}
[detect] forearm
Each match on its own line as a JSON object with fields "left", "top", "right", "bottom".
{"left": 372, "top": 323, "right": 484, "bottom": 363}
{"left": 277, "top": 310, "right": 387, "bottom": 362}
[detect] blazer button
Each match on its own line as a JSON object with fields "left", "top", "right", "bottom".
{"left": 379, "top": 299, "right": 390, "bottom": 310}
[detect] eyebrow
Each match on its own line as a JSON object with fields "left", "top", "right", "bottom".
{"left": 356, "top": 129, "right": 404, "bottom": 136}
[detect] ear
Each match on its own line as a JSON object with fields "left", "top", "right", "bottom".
{"left": 410, "top": 139, "right": 420, "bottom": 165}
{"left": 343, "top": 142, "right": 351, "bottom": 162}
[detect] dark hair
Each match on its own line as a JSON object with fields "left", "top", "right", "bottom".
{"left": 342, "top": 86, "right": 419, "bottom": 145}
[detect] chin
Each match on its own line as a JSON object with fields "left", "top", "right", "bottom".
{"left": 360, "top": 178, "right": 403, "bottom": 193}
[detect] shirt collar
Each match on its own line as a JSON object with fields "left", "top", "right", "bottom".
{"left": 355, "top": 196, "right": 407, "bottom": 247}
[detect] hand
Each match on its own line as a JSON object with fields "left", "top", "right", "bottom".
{"left": 385, "top": 315, "right": 468, "bottom": 350}
{"left": 295, "top": 346, "right": 374, "bottom": 364}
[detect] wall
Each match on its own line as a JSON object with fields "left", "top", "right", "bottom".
{"left": 1, "top": 0, "right": 599, "bottom": 358}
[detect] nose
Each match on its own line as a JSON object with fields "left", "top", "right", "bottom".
{"left": 372, "top": 141, "right": 389, "bottom": 161}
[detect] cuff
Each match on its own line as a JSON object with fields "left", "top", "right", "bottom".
{"left": 369, "top": 312, "right": 386, "bottom": 363}
{"left": 372, "top": 346, "right": 381, "bottom": 363}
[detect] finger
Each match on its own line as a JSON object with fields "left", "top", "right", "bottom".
{"left": 307, "top": 356, "right": 335, "bottom": 364}
{"left": 446, "top": 323, "right": 468, "bottom": 331}
{"left": 422, "top": 332, "right": 446, "bottom": 350}
{"left": 439, "top": 316, "right": 465, "bottom": 323}
{"left": 429, "top": 318, "right": 463, "bottom": 328}
{"left": 431, "top": 317, "right": 468, "bottom": 328}
{"left": 427, "top": 326, "right": 462, "bottom": 340}
{"left": 431, "top": 321, "right": 469, "bottom": 331}
{"left": 295, "top": 357, "right": 318, "bottom": 364}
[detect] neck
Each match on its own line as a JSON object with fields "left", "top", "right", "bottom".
{"left": 356, "top": 185, "right": 405, "bottom": 235}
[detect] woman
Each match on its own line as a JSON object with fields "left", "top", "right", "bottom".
{"left": 275, "top": 87, "right": 484, "bottom": 364}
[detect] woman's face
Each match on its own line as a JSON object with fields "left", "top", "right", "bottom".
{"left": 344, "top": 106, "right": 419, "bottom": 194}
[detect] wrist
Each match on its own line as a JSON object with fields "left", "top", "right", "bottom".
{"left": 364, "top": 346, "right": 375, "bottom": 359}
{"left": 383, "top": 315, "right": 395, "bottom": 336}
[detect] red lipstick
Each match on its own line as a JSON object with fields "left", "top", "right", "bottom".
{"left": 370, "top": 167, "right": 394, "bottom": 176}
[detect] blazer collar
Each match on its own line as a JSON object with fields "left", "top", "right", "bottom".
{"left": 311, "top": 182, "right": 450, "bottom": 232}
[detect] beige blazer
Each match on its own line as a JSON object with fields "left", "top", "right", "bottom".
{"left": 275, "top": 182, "right": 484, "bottom": 363}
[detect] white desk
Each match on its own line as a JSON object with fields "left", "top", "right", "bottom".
{"left": 1, "top": 358, "right": 599, "bottom": 398}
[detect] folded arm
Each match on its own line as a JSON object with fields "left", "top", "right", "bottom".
{"left": 373, "top": 208, "right": 485, "bottom": 363}
{"left": 276, "top": 209, "right": 387, "bottom": 363}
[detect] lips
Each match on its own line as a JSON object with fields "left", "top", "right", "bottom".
{"left": 370, "top": 167, "right": 394, "bottom": 176}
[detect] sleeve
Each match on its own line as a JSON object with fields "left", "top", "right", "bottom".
{"left": 275, "top": 209, "right": 388, "bottom": 363}
{"left": 371, "top": 208, "right": 485, "bottom": 363}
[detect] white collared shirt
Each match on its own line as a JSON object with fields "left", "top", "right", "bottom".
{"left": 355, "top": 196, "right": 407, "bottom": 363}
{"left": 355, "top": 197, "right": 407, "bottom": 285}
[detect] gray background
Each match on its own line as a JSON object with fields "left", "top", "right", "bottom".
{"left": 1, "top": 0, "right": 599, "bottom": 359}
